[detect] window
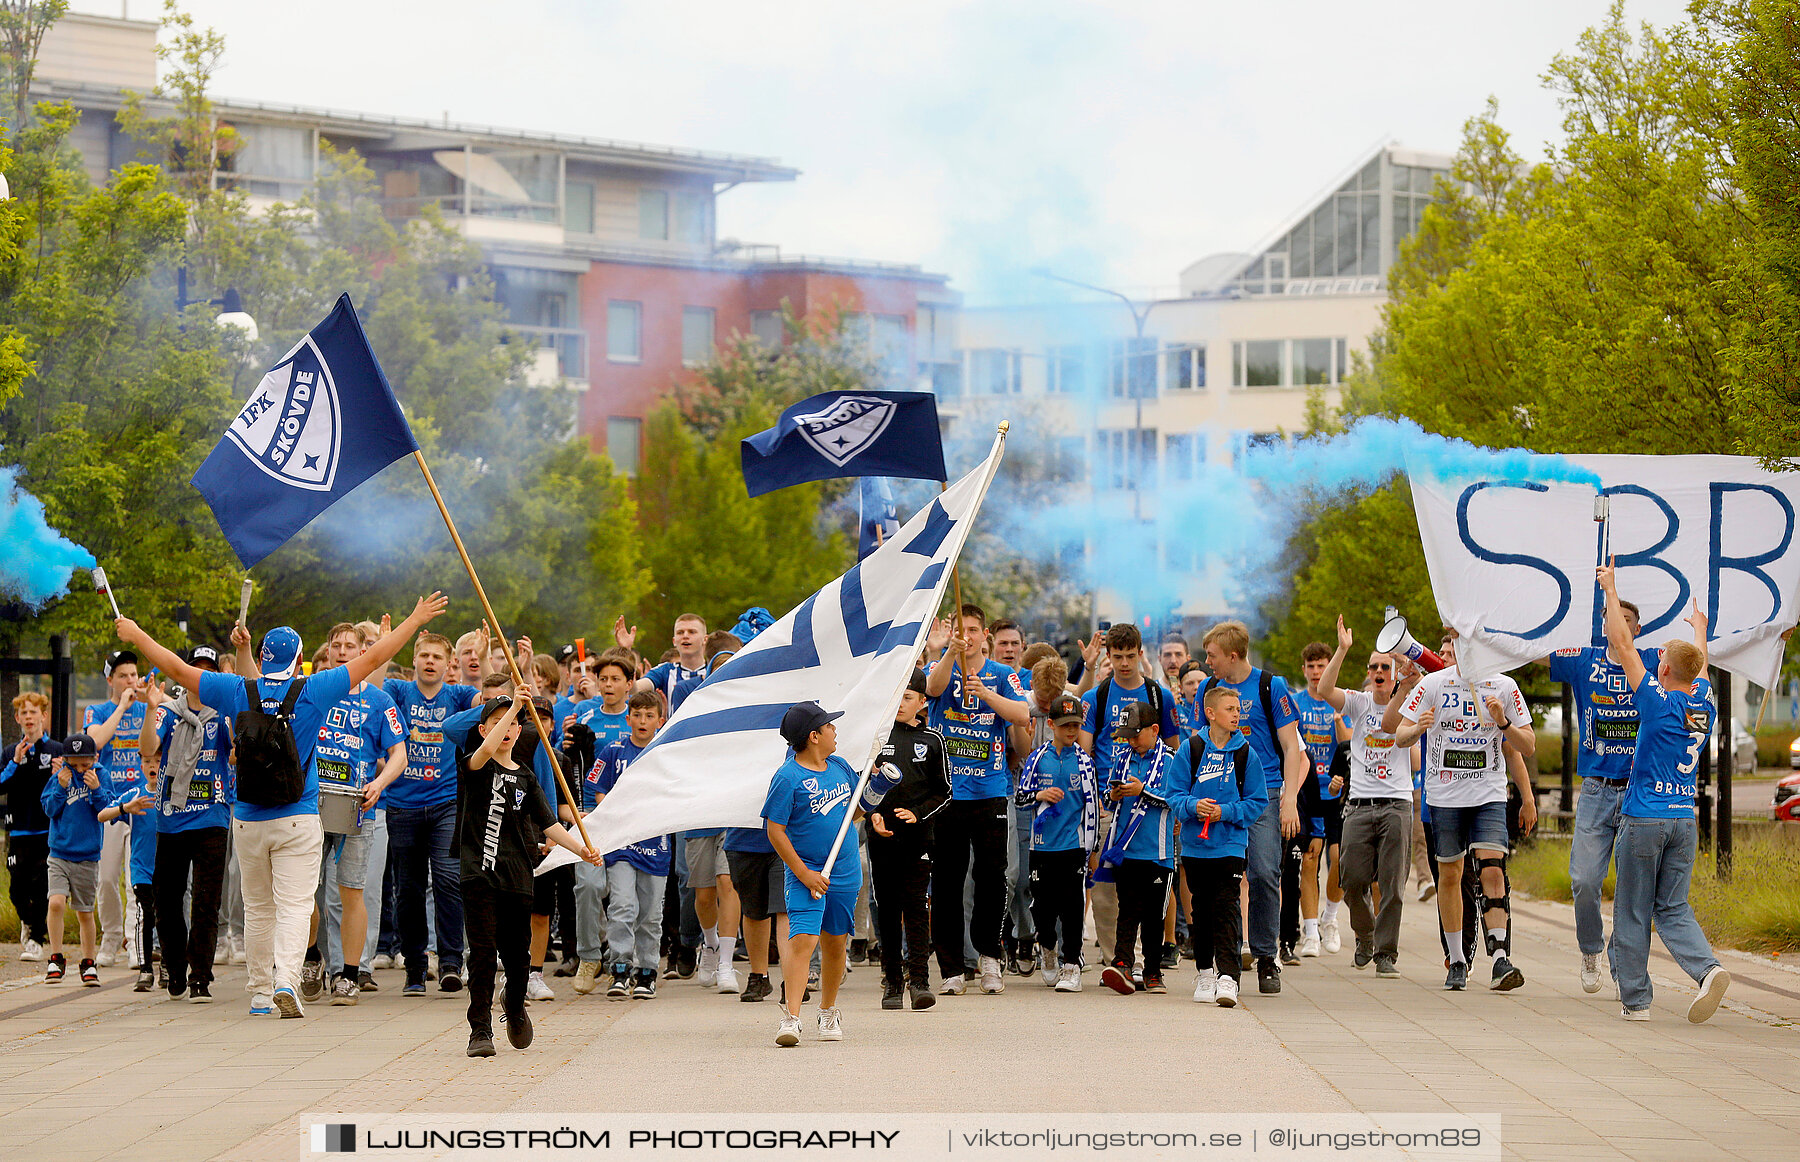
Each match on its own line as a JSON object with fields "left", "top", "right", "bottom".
{"left": 1296, "top": 338, "right": 1333, "bottom": 385}
{"left": 492, "top": 267, "right": 584, "bottom": 379}
{"left": 1336, "top": 338, "right": 1349, "bottom": 379}
{"left": 1097, "top": 429, "right": 1157, "bottom": 490}
{"left": 1047, "top": 344, "right": 1087, "bottom": 394}
{"left": 749, "top": 311, "right": 784, "bottom": 348}
{"left": 968, "top": 349, "right": 1021, "bottom": 395}
{"left": 672, "top": 190, "right": 708, "bottom": 245}
{"left": 565, "top": 180, "right": 594, "bottom": 234}
{"left": 1231, "top": 431, "right": 1285, "bottom": 463}
{"left": 1165, "top": 433, "right": 1204, "bottom": 482}
{"left": 1232, "top": 340, "right": 1284, "bottom": 387}
{"left": 637, "top": 189, "right": 669, "bottom": 240}
{"left": 607, "top": 301, "right": 641, "bottom": 363}
{"left": 681, "top": 307, "right": 715, "bottom": 367}
{"left": 1165, "top": 344, "right": 1205, "bottom": 391}
{"left": 1108, "top": 338, "right": 1158, "bottom": 398}
{"left": 606, "top": 417, "right": 642, "bottom": 476}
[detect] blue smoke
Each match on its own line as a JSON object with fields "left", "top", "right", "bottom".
{"left": 0, "top": 464, "right": 98, "bottom": 606}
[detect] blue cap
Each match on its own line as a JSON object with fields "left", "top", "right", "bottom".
{"left": 779, "top": 700, "right": 843, "bottom": 750}
{"left": 259, "top": 626, "right": 303, "bottom": 680}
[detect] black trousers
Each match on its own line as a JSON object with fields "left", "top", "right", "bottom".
{"left": 1280, "top": 833, "right": 1305, "bottom": 945}
{"left": 1028, "top": 849, "right": 1087, "bottom": 965}
{"left": 869, "top": 837, "right": 932, "bottom": 988}
{"left": 1111, "top": 858, "right": 1170, "bottom": 972}
{"left": 6, "top": 833, "right": 49, "bottom": 943}
{"left": 464, "top": 879, "right": 530, "bottom": 1033}
{"left": 931, "top": 797, "right": 1009, "bottom": 976}
{"left": 153, "top": 825, "right": 227, "bottom": 989}
{"left": 132, "top": 883, "right": 157, "bottom": 972}
{"left": 1182, "top": 855, "right": 1246, "bottom": 979}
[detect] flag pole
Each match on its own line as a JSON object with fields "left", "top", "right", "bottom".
{"left": 411, "top": 450, "right": 593, "bottom": 851}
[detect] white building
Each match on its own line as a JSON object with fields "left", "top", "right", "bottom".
{"left": 945, "top": 142, "right": 1454, "bottom": 631}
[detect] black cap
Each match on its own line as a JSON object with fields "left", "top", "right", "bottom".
{"left": 61, "top": 733, "right": 99, "bottom": 758}
{"left": 1110, "top": 701, "right": 1160, "bottom": 740}
{"left": 479, "top": 696, "right": 516, "bottom": 725}
{"left": 554, "top": 644, "right": 578, "bottom": 664}
{"left": 1048, "top": 693, "right": 1083, "bottom": 724}
{"left": 780, "top": 700, "right": 844, "bottom": 750}
{"left": 103, "top": 649, "right": 138, "bottom": 678}
{"left": 189, "top": 645, "right": 221, "bottom": 670}
{"left": 907, "top": 667, "right": 928, "bottom": 696}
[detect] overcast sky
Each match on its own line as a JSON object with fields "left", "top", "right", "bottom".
{"left": 75, "top": 0, "right": 1695, "bottom": 303}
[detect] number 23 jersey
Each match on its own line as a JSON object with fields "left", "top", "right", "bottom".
{"left": 1400, "top": 669, "right": 1527, "bottom": 808}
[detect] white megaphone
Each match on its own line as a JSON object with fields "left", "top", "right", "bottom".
{"left": 1375, "top": 606, "right": 1447, "bottom": 673}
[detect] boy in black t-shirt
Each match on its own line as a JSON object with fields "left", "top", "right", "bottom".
{"left": 456, "top": 697, "right": 600, "bottom": 1058}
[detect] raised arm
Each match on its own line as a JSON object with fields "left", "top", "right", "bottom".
{"left": 1318, "top": 615, "right": 1353, "bottom": 712}
{"left": 85, "top": 686, "right": 137, "bottom": 748}
{"left": 115, "top": 622, "right": 201, "bottom": 692}
{"left": 925, "top": 618, "right": 958, "bottom": 698}
{"left": 347, "top": 593, "right": 449, "bottom": 687}
{"left": 1685, "top": 598, "right": 1709, "bottom": 674}
{"left": 1597, "top": 562, "right": 1647, "bottom": 692}
{"left": 468, "top": 696, "right": 521, "bottom": 768}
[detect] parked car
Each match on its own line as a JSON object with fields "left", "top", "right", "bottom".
{"left": 1775, "top": 771, "right": 1800, "bottom": 823}
{"left": 1790, "top": 735, "right": 1800, "bottom": 770}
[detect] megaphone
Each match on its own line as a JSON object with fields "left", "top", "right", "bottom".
{"left": 1374, "top": 606, "right": 1447, "bottom": 673}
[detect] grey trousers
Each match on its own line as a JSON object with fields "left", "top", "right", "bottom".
{"left": 1338, "top": 798, "right": 1412, "bottom": 961}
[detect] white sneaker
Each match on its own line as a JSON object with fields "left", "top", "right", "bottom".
{"left": 1687, "top": 967, "right": 1730, "bottom": 1024}
{"left": 978, "top": 955, "right": 1005, "bottom": 994}
{"left": 1039, "top": 948, "right": 1058, "bottom": 987}
{"left": 1621, "top": 1006, "right": 1651, "bottom": 1021}
{"left": 1216, "top": 974, "right": 1239, "bottom": 1007}
{"left": 1298, "top": 934, "right": 1321, "bottom": 958}
{"left": 96, "top": 949, "right": 118, "bottom": 968}
{"left": 230, "top": 938, "right": 246, "bottom": 965}
{"left": 371, "top": 953, "right": 393, "bottom": 971}
{"left": 19, "top": 939, "right": 44, "bottom": 962}
{"left": 1041, "top": 961, "right": 1059, "bottom": 988}
{"left": 717, "top": 964, "right": 741, "bottom": 994}
{"left": 1581, "top": 953, "right": 1603, "bottom": 994}
{"left": 214, "top": 942, "right": 228, "bottom": 966}
{"left": 1054, "top": 964, "right": 1082, "bottom": 992}
{"left": 1321, "top": 921, "right": 1341, "bottom": 954}
{"left": 776, "top": 1012, "right": 802, "bottom": 1047}
{"left": 939, "top": 974, "right": 967, "bottom": 996}
{"left": 526, "top": 971, "right": 554, "bottom": 1002}
{"left": 817, "top": 1006, "right": 844, "bottom": 1041}
{"left": 1193, "top": 969, "right": 1218, "bottom": 1003}
{"left": 697, "top": 944, "right": 719, "bottom": 989}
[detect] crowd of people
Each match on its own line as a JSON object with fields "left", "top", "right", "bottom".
{"left": 0, "top": 569, "right": 1734, "bottom": 1055}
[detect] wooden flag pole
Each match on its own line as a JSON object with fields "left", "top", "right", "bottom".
{"left": 412, "top": 451, "right": 593, "bottom": 851}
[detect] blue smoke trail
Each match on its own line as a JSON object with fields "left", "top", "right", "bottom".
{"left": 0, "top": 464, "right": 98, "bottom": 605}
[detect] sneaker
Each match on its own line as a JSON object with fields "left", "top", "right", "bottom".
{"left": 1279, "top": 941, "right": 1300, "bottom": 966}
{"left": 741, "top": 973, "right": 772, "bottom": 1003}
{"left": 697, "top": 944, "right": 719, "bottom": 989}
{"left": 250, "top": 993, "right": 274, "bottom": 1015}
{"left": 44, "top": 953, "right": 65, "bottom": 984}
{"left": 717, "top": 964, "right": 741, "bottom": 995}
{"left": 1101, "top": 963, "right": 1135, "bottom": 996}
{"left": 273, "top": 985, "right": 304, "bottom": 1018}
{"left": 1354, "top": 939, "right": 1374, "bottom": 970}
{"left": 1490, "top": 956, "right": 1525, "bottom": 992}
{"left": 1622, "top": 1006, "right": 1651, "bottom": 1021}
{"left": 135, "top": 969, "right": 155, "bottom": 993}
{"left": 358, "top": 971, "right": 378, "bottom": 992}
{"left": 504, "top": 1007, "right": 534, "bottom": 1049}
{"left": 19, "top": 939, "right": 43, "bottom": 962}
{"left": 1581, "top": 953, "right": 1603, "bottom": 995}
{"left": 818, "top": 1006, "right": 844, "bottom": 1040}
{"left": 849, "top": 939, "right": 869, "bottom": 966}
{"left": 677, "top": 949, "right": 697, "bottom": 979}
{"left": 439, "top": 967, "right": 464, "bottom": 993}
{"left": 403, "top": 979, "right": 427, "bottom": 997}
{"left": 330, "top": 975, "right": 358, "bottom": 1006}
{"left": 1375, "top": 956, "right": 1401, "bottom": 979}
{"left": 778, "top": 980, "right": 813, "bottom": 1006}
{"left": 230, "top": 938, "right": 246, "bottom": 965}
{"left": 1687, "top": 966, "right": 1730, "bottom": 1024}
{"left": 300, "top": 955, "right": 326, "bottom": 1001}
{"left": 79, "top": 959, "right": 100, "bottom": 986}
{"left": 468, "top": 1029, "right": 497, "bottom": 1057}
{"left": 1193, "top": 970, "right": 1217, "bottom": 1003}
{"left": 1143, "top": 974, "right": 1166, "bottom": 994}
{"left": 939, "top": 974, "right": 967, "bottom": 996}
{"left": 1239, "top": 948, "right": 1254, "bottom": 973}
{"left": 1322, "top": 921, "right": 1342, "bottom": 954}
{"left": 776, "top": 1012, "right": 802, "bottom": 1047}
{"left": 881, "top": 978, "right": 904, "bottom": 1010}
{"left": 1257, "top": 957, "right": 1281, "bottom": 994}
{"left": 189, "top": 981, "right": 213, "bottom": 1003}
{"left": 1298, "top": 933, "right": 1321, "bottom": 958}
{"left": 574, "top": 961, "right": 601, "bottom": 995}
{"left": 214, "top": 941, "right": 229, "bottom": 966}
{"left": 978, "top": 955, "right": 1005, "bottom": 994}
{"left": 1216, "top": 974, "right": 1240, "bottom": 1007}
{"left": 633, "top": 969, "right": 657, "bottom": 999}
{"left": 608, "top": 965, "right": 631, "bottom": 999}
{"left": 911, "top": 984, "right": 938, "bottom": 1008}
{"left": 526, "top": 971, "right": 554, "bottom": 1002}
{"left": 1445, "top": 961, "right": 1469, "bottom": 991}
{"left": 1132, "top": 968, "right": 1145, "bottom": 991}
{"left": 1417, "top": 882, "right": 1437, "bottom": 903}
{"left": 371, "top": 953, "right": 393, "bottom": 970}
{"left": 167, "top": 977, "right": 187, "bottom": 1000}
{"left": 1055, "top": 964, "right": 1082, "bottom": 993}
{"left": 96, "top": 948, "right": 119, "bottom": 968}
{"left": 1161, "top": 942, "right": 1180, "bottom": 971}
{"left": 1038, "top": 948, "right": 1058, "bottom": 988}
{"left": 158, "top": 964, "right": 171, "bottom": 993}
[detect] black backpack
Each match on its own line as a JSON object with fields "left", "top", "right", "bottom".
{"left": 1184, "top": 732, "right": 1251, "bottom": 798}
{"left": 1197, "top": 669, "right": 1320, "bottom": 816}
{"left": 233, "top": 676, "right": 307, "bottom": 808}
{"left": 1093, "top": 675, "right": 1165, "bottom": 733}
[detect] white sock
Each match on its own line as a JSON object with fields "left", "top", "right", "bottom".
{"left": 1303, "top": 919, "right": 1319, "bottom": 940}
{"left": 718, "top": 936, "right": 737, "bottom": 966}
{"left": 702, "top": 926, "right": 717, "bottom": 951}
{"left": 1490, "top": 928, "right": 1507, "bottom": 951}
{"left": 1322, "top": 901, "right": 1340, "bottom": 925}
{"left": 1445, "top": 931, "right": 1467, "bottom": 964}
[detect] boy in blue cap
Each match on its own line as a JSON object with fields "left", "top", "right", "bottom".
{"left": 1015, "top": 692, "right": 1098, "bottom": 992}
{"left": 40, "top": 734, "right": 115, "bottom": 985}
{"left": 1096, "top": 702, "right": 1177, "bottom": 996}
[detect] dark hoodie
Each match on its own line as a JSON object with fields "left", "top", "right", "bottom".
{"left": 867, "top": 717, "right": 951, "bottom": 847}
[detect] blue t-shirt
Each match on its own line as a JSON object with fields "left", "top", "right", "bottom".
{"left": 1174, "top": 695, "right": 1202, "bottom": 739}
{"left": 1080, "top": 675, "right": 1179, "bottom": 784}
{"left": 1549, "top": 645, "right": 1665, "bottom": 781}
{"left": 644, "top": 660, "right": 703, "bottom": 704}
{"left": 724, "top": 825, "right": 773, "bottom": 854}
{"left": 928, "top": 658, "right": 1027, "bottom": 800}
{"left": 1209, "top": 669, "right": 1298, "bottom": 789}
{"left": 199, "top": 667, "right": 355, "bottom": 822}
{"left": 381, "top": 679, "right": 480, "bottom": 810}
{"left": 83, "top": 699, "right": 146, "bottom": 798}
{"left": 573, "top": 700, "right": 631, "bottom": 751}
{"left": 590, "top": 738, "right": 670, "bottom": 873}
{"left": 123, "top": 795, "right": 157, "bottom": 885}
{"left": 154, "top": 708, "right": 234, "bottom": 833}
{"left": 1107, "top": 745, "right": 1176, "bottom": 868}
{"left": 315, "top": 684, "right": 405, "bottom": 798}
{"left": 1624, "top": 673, "right": 1714, "bottom": 819}
{"left": 1294, "top": 690, "right": 1341, "bottom": 802}
{"left": 761, "top": 754, "right": 862, "bottom": 889}
{"left": 1019, "top": 744, "right": 1090, "bottom": 853}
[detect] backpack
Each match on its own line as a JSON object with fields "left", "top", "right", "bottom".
{"left": 1184, "top": 732, "right": 1251, "bottom": 799}
{"left": 1093, "top": 675, "right": 1165, "bottom": 735}
{"left": 162, "top": 698, "right": 216, "bottom": 809}
{"left": 1198, "top": 669, "right": 1319, "bottom": 815}
{"left": 233, "top": 676, "right": 307, "bottom": 808}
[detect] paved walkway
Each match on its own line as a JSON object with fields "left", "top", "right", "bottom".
{"left": 0, "top": 890, "right": 1794, "bottom": 1162}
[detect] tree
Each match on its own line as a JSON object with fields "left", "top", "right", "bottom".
{"left": 0, "top": 0, "right": 64, "bottom": 137}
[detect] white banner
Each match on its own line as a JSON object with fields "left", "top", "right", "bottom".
{"left": 1409, "top": 454, "right": 1800, "bottom": 684}
{"left": 540, "top": 429, "right": 1006, "bottom": 869}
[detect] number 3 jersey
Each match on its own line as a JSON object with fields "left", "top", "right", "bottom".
{"left": 1400, "top": 668, "right": 1528, "bottom": 808}
{"left": 1624, "top": 673, "right": 1714, "bottom": 818}
{"left": 1548, "top": 645, "right": 1663, "bottom": 781}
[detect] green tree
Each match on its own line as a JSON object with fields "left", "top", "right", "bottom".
{"left": 0, "top": 0, "right": 64, "bottom": 137}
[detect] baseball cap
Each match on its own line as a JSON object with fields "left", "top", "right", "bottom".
{"left": 1048, "top": 693, "right": 1082, "bottom": 725}
{"left": 189, "top": 644, "right": 221, "bottom": 671}
{"left": 779, "top": 700, "right": 844, "bottom": 750}
{"left": 906, "top": 667, "right": 928, "bottom": 696}
{"left": 554, "top": 643, "right": 578, "bottom": 664}
{"left": 479, "top": 696, "right": 516, "bottom": 725}
{"left": 61, "top": 733, "right": 98, "bottom": 759}
{"left": 1110, "top": 701, "right": 1160, "bottom": 740}
{"left": 103, "top": 649, "right": 138, "bottom": 678}
{"left": 259, "top": 626, "right": 304, "bottom": 680}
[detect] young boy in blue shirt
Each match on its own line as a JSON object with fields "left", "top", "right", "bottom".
{"left": 1167, "top": 686, "right": 1269, "bottom": 1007}
{"left": 40, "top": 734, "right": 115, "bottom": 986}
{"left": 588, "top": 689, "right": 669, "bottom": 1000}
{"left": 764, "top": 700, "right": 863, "bottom": 1047}
{"left": 1096, "top": 702, "right": 1176, "bottom": 996}
{"left": 1014, "top": 693, "right": 1098, "bottom": 992}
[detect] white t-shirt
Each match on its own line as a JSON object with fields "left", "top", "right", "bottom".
{"left": 1341, "top": 690, "right": 1412, "bottom": 799}
{"left": 1399, "top": 668, "right": 1529, "bottom": 808}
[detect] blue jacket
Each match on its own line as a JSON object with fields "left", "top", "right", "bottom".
{"left": 42, "top": 766, "right": 116, "bottom": 862}
{"left": 1167, "top": 728, "right": 1268, "bottom": 859}
{"left": 1014, "top": 743, "right": 1098, "bottom": 853}
{"left": 1101, "top": 744, "right": 1176, "bottom": 868}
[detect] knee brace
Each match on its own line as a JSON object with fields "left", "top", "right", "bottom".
{"left": 1474, "top": 856, "right": 1510, "bottom": 955}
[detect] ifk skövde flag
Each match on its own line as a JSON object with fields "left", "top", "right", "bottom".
{"left": 740, "top": 390, "right": 945, "bottom": 498}
{"left": 857, "top": 475, "right": 899, "bottom": 560}
{"left": 539, "top": 428, "right": 1008, "bottom": 869}
{"left": 192, "top": 294, "right": 419, "bottom": 568}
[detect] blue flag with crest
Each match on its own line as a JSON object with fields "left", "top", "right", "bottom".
{"left": 740, "top": 390, "right": 945, "bottom": 498}
{"left": 192, "top": 294, "right": 419, "bottom": 568}
{"left": 857, "top": 476, "right": 900, "bottom": 560}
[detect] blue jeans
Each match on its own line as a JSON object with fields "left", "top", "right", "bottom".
{"left": 1607, "top": 815, "right": 1719, "bottom": 1011}
{"left": 387, "top": 799, "right": 464, "bottom": 976}
{"left": 1246, "top": 796, "right": 1282, "bottom": 958}
{"left": 1569, "top": 778, "right": 1626, "bottom": 955}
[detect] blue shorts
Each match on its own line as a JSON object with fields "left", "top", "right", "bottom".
{"left": 782, "top": 869, "right": 861, "bottom": 937}
{"left": 1430, "top": 800, "right": 1509, "bottom": 862}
